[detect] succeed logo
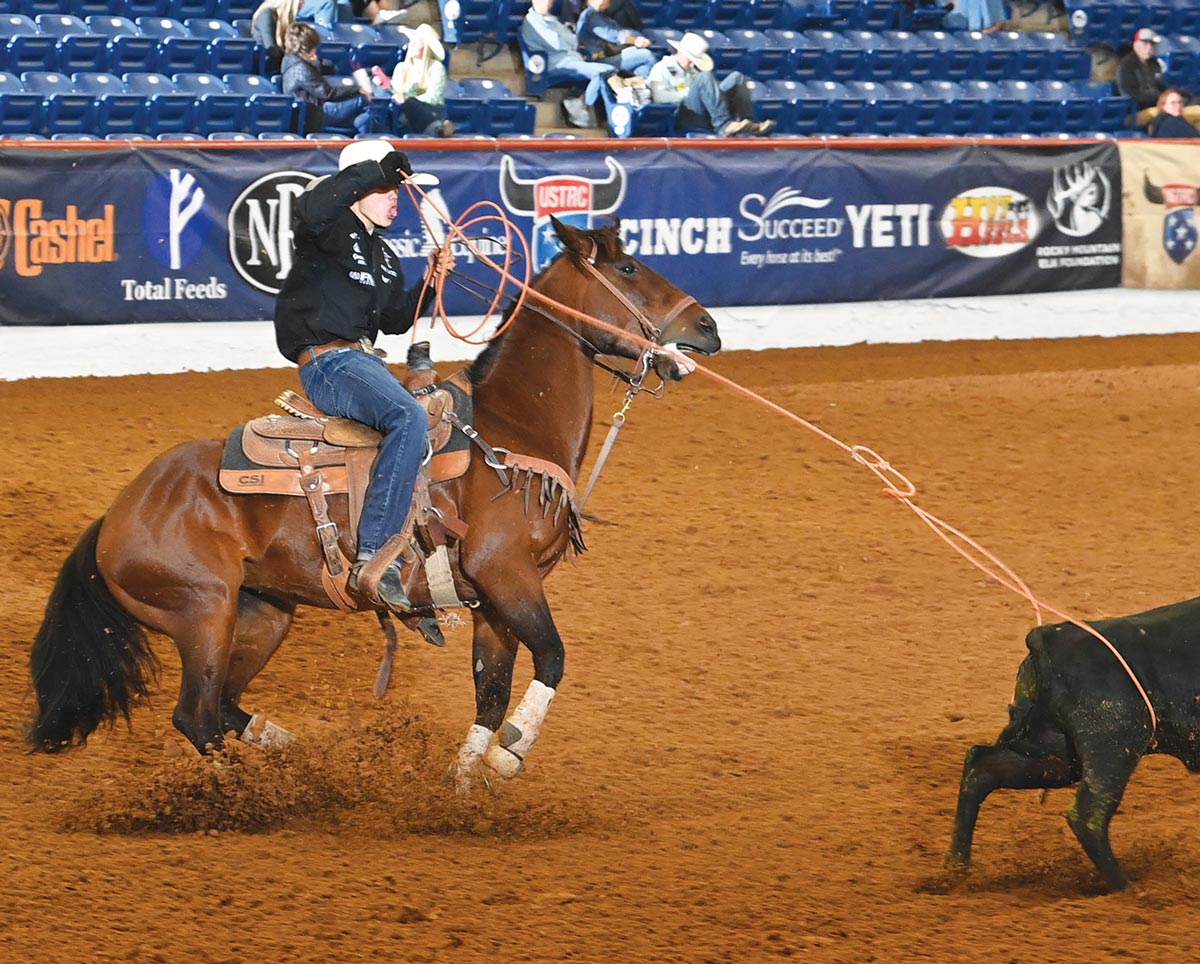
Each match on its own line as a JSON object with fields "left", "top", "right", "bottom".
{"left": 0, "top": 198, "right": 118, "bottom": 276}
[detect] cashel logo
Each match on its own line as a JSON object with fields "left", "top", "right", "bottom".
{"left": 227, "top": 170, "right": 318, "bottom": 294}
{"left": 0, "top": 199, "right": 10, "bottom": 271}
{"left": 1046, "top": 162, "right": 1111, "bottom": 239}
{"left": 939, "top": 187, "right": 1039, "bottom": 258}
{"left": 1143, "top": 172, "right": 1199, "bottom": 264}
{"left": 0, "top": 198, "right": 117, "bottom": 276}
{"left": 143, "top": 169, "right": 211, "bottom": 270}
{"left": 499, "top": 155, "right": 626, "bottom": 271}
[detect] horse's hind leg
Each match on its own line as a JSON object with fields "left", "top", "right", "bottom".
{"left": 947, "top": 742, "right": 1076, "bottom": 872}
{"left": 220, "top": 590, "right": 296, "bottom": 747}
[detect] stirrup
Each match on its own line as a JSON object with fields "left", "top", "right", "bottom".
{"left": 349, "top": 560, "right": 413, "bottom": 613}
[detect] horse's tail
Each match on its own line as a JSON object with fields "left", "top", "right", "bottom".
{"left": 27, "top": 517, "right": 159, "bottom": 752}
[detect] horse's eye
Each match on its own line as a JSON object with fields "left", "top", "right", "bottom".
{"left": 616, "top": 262, "right": 637, "bottom": 275}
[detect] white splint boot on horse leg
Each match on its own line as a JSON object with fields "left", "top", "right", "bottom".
{"left": 482, "top": 680, "right": 556, "bottom": 778}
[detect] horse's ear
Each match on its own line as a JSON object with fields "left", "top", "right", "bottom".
{"left": 551, "top": 216, "right": 592, "bottom": 257}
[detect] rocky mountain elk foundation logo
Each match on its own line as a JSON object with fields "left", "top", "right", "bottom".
{"left": 0, "top": 198, "right": 10, "bottom": 271}
{"left": 228, "top": 170, "right": 318, "bottom": 294}
{"left": 498, "top": 155, "right": 626, "bottom": 270}
{"left": 1143, "top": 171, "right": 1199, "bottom": 264}
{"left": 1046, "top": 162, "right": 1111, "bottom": 238}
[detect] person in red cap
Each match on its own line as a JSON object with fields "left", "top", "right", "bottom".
{"left": 1118, "top": 28, "right": 1200, "bottom": 128}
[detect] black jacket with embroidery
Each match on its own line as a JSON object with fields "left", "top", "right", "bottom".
{"left": 274, "top": 159, "right": 431, "bottom": 362}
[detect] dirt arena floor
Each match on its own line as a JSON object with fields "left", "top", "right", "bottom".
{"left": 6, "top": 333, "right": 1200, "bottom": 963}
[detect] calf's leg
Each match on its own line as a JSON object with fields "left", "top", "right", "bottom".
{"left": 1065, "top": 749, "right": 1140, "bottom": 891}
{"left": 948, "top": 742, "right": 1075, "bottom": 869}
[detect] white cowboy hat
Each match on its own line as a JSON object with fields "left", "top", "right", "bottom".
{"left": 337, "top": 137, "right": 439, "bottom": 185}
{"left": 668, "top": 32, "right": 713, "bottom": 73}
{"left": 408, "top": 21, "right": 445, "bottom": 62}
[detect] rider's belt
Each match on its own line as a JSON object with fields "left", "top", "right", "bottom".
{"left": 297, "top": 339, "right": 365, "bottom": 370}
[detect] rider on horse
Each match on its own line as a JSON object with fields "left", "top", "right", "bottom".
{"left": 273, "top": 138, "right": 451, "bottom": 612}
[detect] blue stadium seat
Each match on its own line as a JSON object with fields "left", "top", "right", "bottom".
{"left": 814, "top": 78, "right": 867, "bottom": 133}
{"left": 669, "top": 0, "right": 710, "bottom": 28}
{"left": 773, "top": 28, "right": 824, "bottom": 76}
{"left": 1017, "top": 78, "right": 1068, "bottom": 133}
{"left": 110, "top": 32, "right": 161, "bottom": 72}
{"left": 123, "top": 70, "right": 195, "bottom": 133}
{"left": 85, "top": 14, "right": 140, "bottom": 39}
{"left": 977, "top": 78, "right": 1034, "bottom": 133}
{"left": 517, "top": 28, "right": 586, "bottom": 99}
{"left": 922, "top": 30, "right": 982, "bottom": 81}
{"left": 601, "top": 82, "right": 677, "bottom": 137}
{"left": 134, "top": 15, "right": 189, "bottom": 39}
{"left": 1159, "top": 34, "right": 1200, "bottom": 90}
{"left": 697, "top": 28, "right": 747, "bottom": 73}
{"left": 454, "top": 77, "right": 534, "bottom": 135}
{"left": 172, "top": 70, "right": 245, "bottom": 133}
{"left": 183, "top": 17, "right": 236, "bottom": 39}
{"left": 257, "top": 130, "right": 301, "bottom": 138}
{"left": 321, "top": 20, "right": 378, "bottom": 45}
{"left": 22, "top": 70, "right": 95, "bottom": 135}
{"left": 350, "top": 39, "right": 401, "bottom": 73}
{"left": 755, "top": 77, "right": 804, "bottom": 130}
{"left": 846, "top": 78, "right": 908, "bottom": 133}
{"left": 706, "top": 0, "right": 746, "bottom": 30}
{"left": 1026, "top": 29, "right": 1092, "bottom": 82}
{"left": 156, "top": 129, "right": 204, "bottom": 138}
{"left": 4, "top": 30, "right": 57, "bottom": 73}
{"left": 50, "top": 130, "right": 101, "bottom": 139}
{"left": 1063, "top": 0, "right": 1122, "bottom": 49}
{"left": 1082, "top": 79, "right": 1135, "bottom": 129}
{"left": 207, "top": 129, "right": 253, "bottom": 139}
{"left": 805, "top": 29, "right": 859, "bottom": 82}
{"left": 74, "top": 71, "right": 148, "bottom": 135}
{"left": 879, "top": 29, "right": 937, "bottom": 82}
{"left": 156, "top": 35, "right": 212, "bottom": 73}
{"left": 125, "top": 0, "right": 171, "bottom": 16}
{"left": 787, "top": 78, "right": 838, "bottom": 133}
{"left": 169, "top": 0, "right": 222, "bottom": 19}
{"left": 20, "top": 0, "right": 75, "bottom": 15}
{"left": 33, "top": 13, "right": 88, "bottom": 37}
{"left": 0, "top": 12, "right": 35, "bottom": 35}
{"left": 727, "top": 27, "right": 791, "bottom": 78}
{"left": 208, "top": 35, "right": 258, "bottom": 73}
{"left": 743, "top": 0, "right": 789, "bottom": 29}
{"left": 104, "top": 131, "right": 154, "bottom": 139}
{"left": 849, "top": 0, "right": 901, "bottom": 30}
{"left": 57, "top": 32, "right": 111, "bottom": 72}
{"left": 0, "top": 68, "right": 41, "bottom": 133}
{"left": 896, "top": 0, "right": 951, "bottom": 30}
{"left": 223, "top": 72, "right": 295, "bottom": 132}
{"left": 842, "top": 30, "right": 900, "bottom": 80}
{"left": 66, "top": 1, "right": 121, "bottom": 17}
{"left": 915, "top": 78, "right": 968, "bottom": 133}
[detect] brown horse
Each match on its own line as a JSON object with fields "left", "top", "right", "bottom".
{"left": 28, "top": 217, "right": 720, "bottom": 789}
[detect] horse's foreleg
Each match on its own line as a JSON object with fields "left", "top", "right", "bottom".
{"left": 472, "top": 585, "right": 565, "bottom": 784}
{"left": 451, "top": 607, "right": 519, "bottom": 791}
{"left": 221, "top": 590, "right": 296, "bottom": 747}
{"left": 169, "top": 603, "right": 239, "bottom": 754}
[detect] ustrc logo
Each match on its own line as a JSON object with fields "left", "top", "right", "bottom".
{"left": 227, "top": 170, "right": 318, "bottom": 295}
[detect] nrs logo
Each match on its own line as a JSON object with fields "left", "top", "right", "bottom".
{"left": 939, "top": 187, "right": 1039, "bottom": 258}
{"left": 227, "top": 170, "right": 317, "bottom": 294}
{"left": 0, "top": 198, "right": 117, "bottom": 276}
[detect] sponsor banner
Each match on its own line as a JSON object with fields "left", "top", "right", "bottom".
{"left": 1117, "top": 141, "right": 1200, "bottom": 289}
{"left": 0, "top": 142, "right": 1121, "bottom": 327}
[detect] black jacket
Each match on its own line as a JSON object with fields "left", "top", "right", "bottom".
{"left": 274, "top": 160, "right": 432, "bottom": 363}
{"left": 1117, "top": 51, "right": 1166, "bottom": 110}
{"left": 280, "top": 52, "right": 360, "bottom": 132}
{"left": 1149, "top": 112, "right": 1200, "bottom": 137}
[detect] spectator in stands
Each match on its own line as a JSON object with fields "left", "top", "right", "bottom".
{"left": 575, "top": 0, "right": 656, "bottom": 78}
{"left": 942, "top": 0, "right": 1006, "bottom": 33}
{"left": 251, "top": 0, "right": 303, "bottom": 75}
{"left": 648, "top": 31, "right": 774, "bottom": 136}
{"left": 1118, "top": 28, "right": 1200, "bottom": 128}
{"left": 295, "top": 0, "right": 338, "bottom": 30}
{"left": 371, "top": 22, "right": 455, "bottom": 137}
{"left": 281, "top": 21, "right": 376, "bottom": 135}
{"left": 521, "top": 0, "right": 616, "bottom": 127}
{"left": 605, "top": 0, "right": 645, "bottom": 32}
{"left": 1148, "top": 88, "right": 1200, "bottom": 137}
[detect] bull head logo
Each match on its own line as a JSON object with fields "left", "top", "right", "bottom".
{"left": 499, "top": 155, "right": 627, "bottom": 270}
{"left": 1144, "top": 172, "right": 1200, "bottom": 265}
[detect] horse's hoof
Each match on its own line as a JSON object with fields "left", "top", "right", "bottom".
{"left": 481, "top": 743, "right": 524, "bottom": 779}
{"left": 241, "top": 714, "right": 294, "bottom": 748}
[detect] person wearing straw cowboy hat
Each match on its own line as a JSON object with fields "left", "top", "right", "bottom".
{"left": 648, "top": 31, "right": 773, "bottom": 137}
{"left": 274, "top": 139, "right": 453, "bottom": 615}
{"left": 369, "top": 22, "right": 455, "bottom": 137}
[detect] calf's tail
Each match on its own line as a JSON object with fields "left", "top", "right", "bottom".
{"left": 27, "top": 518, "right": 159, "bottom": 752}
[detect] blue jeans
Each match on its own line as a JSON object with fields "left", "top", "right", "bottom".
{"left": 298, "top": 348, "right": 427, "bottom": 559}
{"left": 321, "top": 94, "right": 373, "bottom": 135}
{"left": 677, "top": 70, "right": 750, "bottom": 132}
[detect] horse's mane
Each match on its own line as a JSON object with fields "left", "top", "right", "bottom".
{"left": 466, "top": 221, "right": 626, "bottom": 386}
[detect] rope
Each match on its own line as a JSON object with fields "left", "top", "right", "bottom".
{"left": 391, "top": 172, "right": 1159, "bottom": 734}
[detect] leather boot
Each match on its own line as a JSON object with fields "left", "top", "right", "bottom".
{"left": 349, "top": 560, "right": 413, "bottom": 612}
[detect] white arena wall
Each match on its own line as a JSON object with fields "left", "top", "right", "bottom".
{"left": 3, "top": 288, "right": 1200, "bottom": 381}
